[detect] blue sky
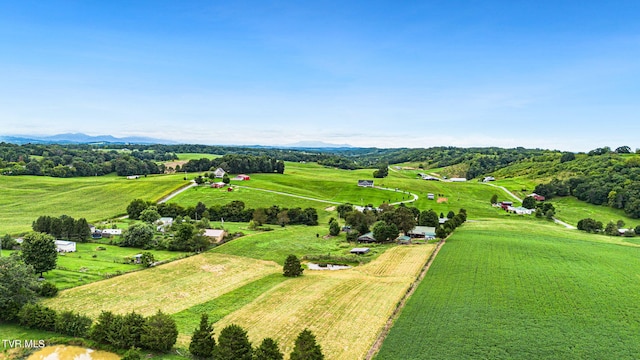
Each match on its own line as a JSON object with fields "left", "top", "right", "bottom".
{"left": 1, "top": 1, "right": 639, "bottom": 151}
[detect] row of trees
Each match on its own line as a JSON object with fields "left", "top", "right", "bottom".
{"left": 128, "top": 199, "right": 319, "bottom": 226}
{"left": 182, "top": 154, "right": 285, "bottom": 174}
{"left": 577, "top": 218, "right": 640, "bottom": 236}
{"left": 190, "top": 314, "right": 323, "bottom": 360}
{"left": 32, "top": 215, "right": 91, "bottom": 242}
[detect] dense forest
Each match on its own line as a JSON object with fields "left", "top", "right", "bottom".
{"left": 533, "top": 150, "right": 640, "bottom": 218}
{"left": 0, "top": 143, "right": 174, "bottom": 177}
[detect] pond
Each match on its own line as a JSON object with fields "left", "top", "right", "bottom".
{"left": 27, "top": 345, "right": 120, "bottom": 360}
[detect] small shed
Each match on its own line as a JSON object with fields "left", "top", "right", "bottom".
{"left": 133, "top": 254, "right": 143, "bottom": 264}
{"left": 483, "top": 176, "right": 495, "bottom": 182}
{"left": 427, "top": 193, "right": 435, "bottom": 200}
{"left": 357, "top": 180, "right": 374, "bottom": 188}
{"left": 234, "top": 174, "right": 250, "bottom": 181}
{"left": 397, "top": 235, "right": 412, "bottom": 245}
{"left": 350, "top": 247, "right": 370, "bottom": 255}
{"left": 450, "top": 177, "right": 467, "bottom": 182}
{"left": 204, "top": 229, "right": 226, "bottom": 243}
{"left": 101, "top": 229, "right": 122, "bottom": 236}
{"left": 55, "top": 240, "right": 76, "bottom": 253}
{"left": 211, "top": 182, "right": 226, "bottom": 188}
{"left": 529, "top": 193, "right": 546, "bottom": 201}
{"left": 357, "top": 232, "right": 377, "bottom": 243}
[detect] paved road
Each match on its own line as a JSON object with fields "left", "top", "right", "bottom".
{"left": 483, "top": 182, "right": 522, "bottom": 202}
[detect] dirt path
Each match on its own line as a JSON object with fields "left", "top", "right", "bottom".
{"left": 365, "top": 238, "right": 447, "bottom": 359}
{"left": 158, "top": 181, "right": 197, "bottom": 204}
{"left": 483, "top": 182, "right": 522, "bottom": 202}
{"left": 234, "top": 185, "right": 419, "bottom": 206}
{"left": 553, "top": 217, "right": 577, "bottom": 229}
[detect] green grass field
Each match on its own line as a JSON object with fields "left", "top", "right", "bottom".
{"left": 175, "top": 153, "right": 221, "bottom": 160}
{"left": 0, "top": 243, "right": 190, "bottom": 289}
{"left": 549, "top": 196, "right": 640, "bottom": 227}
{"left": 0, "top": 174, "right": 189, "bottom": 234}
{"left": 376, "top": 219, "right": 640, "bottom": 359}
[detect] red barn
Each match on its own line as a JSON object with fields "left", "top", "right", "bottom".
{"left": 236, "top": 174, "right": 250, "bottom": 181}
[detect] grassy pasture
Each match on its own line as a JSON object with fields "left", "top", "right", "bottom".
{"left": 43, "top": 253, "right": 281, "bottom": 318}
{"left": 175, "top": 153, "right": 221, "bottom": 160}
{"left": 549, "top": 196, "right": 639, "bottom": 227}
{"left": 376, "top": 219, "right": 640, "bottom": 359}
{"left": 212, "top": 244, "right": 435, "bottom": 359}
{"left": 211, "top": 225, "right": 392, "bottom": 265}
{"left": 0, "top": 174, "right": 188, "bottom": 234}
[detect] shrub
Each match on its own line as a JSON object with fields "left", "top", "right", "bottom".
{"left": 55, "top": 310, "right": 93, "bottom": 337}
{"left": 121, "top": 348, "right": 142, "bottom": 360}
{"left": 18, "top": 303, "right": 56, "bottom": 331}
{"left": 37, "top": 282, "right": 59, "bottom": 297}
{"left": 216, "top": 324, "right": 252, "bottom": 360}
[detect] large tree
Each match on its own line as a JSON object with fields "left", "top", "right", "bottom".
{"left": 21, "top": 232, "right": 57, "bottom": 277}
{"left": 391, "top": 207, "right": 417, "bottom": 235}
{"left": 0, "top": 255, "right": 39, "bottom": 321}
{"left": 141, "top": 310, "right": 178, "bottom": 352}
{"left": 522, "top": 196, "right": 536, "bottom": 209}
{"left": 418, "top": 210, "right": 439, "bottom": 227}
{"left": 121, "top": 223, "right": 155, "bottom": 248}
{"left": 283, "top": 255, "right": 304, "bottom": 277}
{"left": 127, "top": 199, "right": 149, "bottom": 220}
{"left": 216, "top": 324, "right": 253, "bottom": 360}
{"left": 189, "top": 313, "right": 216, "bottom": 358}
{"left": 290, "top": 329, "right": 324, "bottom": 360}
{"left": 372, "top": 221, "right": 399, "bottom": 242}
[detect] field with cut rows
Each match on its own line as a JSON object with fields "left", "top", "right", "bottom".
{"left": 43, "top": 253, "right": 281, "bottom": 318}
{"left": 211, "top": 244, "right": 435, "bottom": 359}
{"left": 376, "top": 219, "right": 640, "bottom": 359}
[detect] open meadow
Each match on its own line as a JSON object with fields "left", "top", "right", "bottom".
{"left": 376, "top": 219, "right": 640, "bottom": 359}
{"left": 0, "top": 173, "right": 189, "bottom": 234}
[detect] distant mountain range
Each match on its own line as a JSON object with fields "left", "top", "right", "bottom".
{"left": 0, "top": 133, "right": 177, "bottom": 145}
{"left": 282, "top": 141, "right": 353, "bottom": 148}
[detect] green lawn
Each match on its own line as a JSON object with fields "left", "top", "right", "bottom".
{"left": 0, "top": 243, "right": 190, "bottom": 289}
{"left": 377, "top": 219, "right": 640, "bottom": 359}
{"left": 549, "top": 196, "right": 640, "bottom": 227}
{"left": 0, "top": 173, "right": 189, "bottom": 235}
{"left": 210, "top": 225, "right": 387, "bottom": 265}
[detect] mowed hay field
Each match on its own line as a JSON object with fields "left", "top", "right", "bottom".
{"left": 211, "top": 244, "right": 435, "bottom": 359}
{"left": 0, "top": 173, "right": 189, "bottom": 234}
{"left": 43, "top": 253, "right": 281, "bottom": 318}
{"left": 376, "top": 220, "right": 640, "bottom": 360}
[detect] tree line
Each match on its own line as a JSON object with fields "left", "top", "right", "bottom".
{"left": 127, "top": 199, "right": 319, "bottom": 226}
{"left": 189, "top": 314, "right": 324, "bottom": 360}
{"left": 32, "top": 215, "right": 92, "bottom": 241}
{"left": 0, "top": 143, "right": 172, "bottom": 177}
{"left": 181, "top": 154, "right": 285, "bottom": 174}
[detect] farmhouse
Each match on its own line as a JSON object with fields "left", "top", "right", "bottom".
{"left": 213, "top": 168, "right": 226, "bottom": 178}
{"left": 500, "top": 201, "right": 513, "bottom": 210}
{"left": 529, "top": 193, "right": 546, "bottom": 201}
{"left": 507, "top": 206, "right": 535, "bottom": 215}
{"left": 101, "top": 228, "right": 122, "bottom": 236}
{"left": 358, "top": 180, "right": 374, "bottom": 187}
{"left": 350, "top": 247, "right": 370, "bottom": 255}
{"left": 157, "top": 217, "right": 174, "bottom": 232}
{"left": 407, "top": 226, "right": 436, "bottom": 239}
{"left": 204, "top": 229, "right": 226, "bottom": 243}
{"left": 55, "top": 240, "right": 76, "bottom": 253}
{"left": 439, "top": 217, "right": 448, "bottom": 224}
{"left": 357, "top": 232, "right": 377, "bottom": 243}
